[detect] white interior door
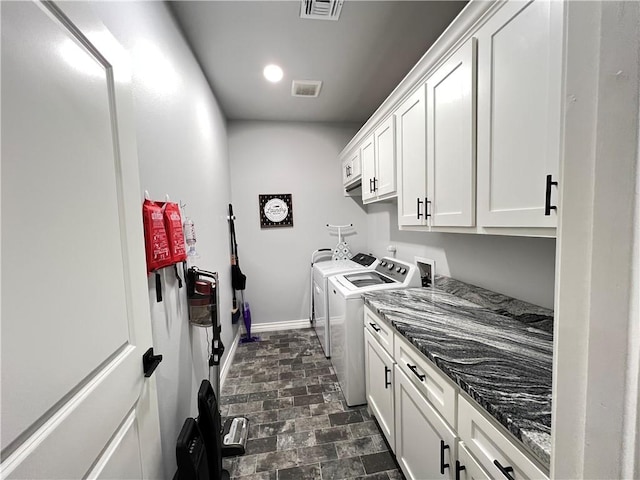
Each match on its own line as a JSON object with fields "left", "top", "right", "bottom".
{"left": 1, "top": 2, "right": 162, "bottom": 479}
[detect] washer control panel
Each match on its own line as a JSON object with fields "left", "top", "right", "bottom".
{"left": 375, "top": 258, "right": 412, "bottom": 283}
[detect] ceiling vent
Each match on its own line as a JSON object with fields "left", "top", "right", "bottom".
{"left": 291, "top": 80, "right": 322, "bottom": 98}
{"left": 300, "top": 0, "right": 344, "bottom": 21}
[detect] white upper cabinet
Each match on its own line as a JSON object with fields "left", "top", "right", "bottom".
{"left": 342, "top": 150, "right": 360, "bottom": 187}
{"left": 338, "top": 0, "right": 563, "bottom": 237}
{"left": 396, "top": 87, "right": 427, "bottom": 226}
{"left": 476, "top": 0, "right": 563, "bottom": 228}
{"left": 361, "top": 134, "right": 376, "bottom": 202}
{"left": 362, "top": 117, "right": 397, "bottom": 204}
{"left": 374, "top": 116, "right": 396, "bottom": 198}
{"left": 426, "top": 38, "right": 477, "bottom": 227}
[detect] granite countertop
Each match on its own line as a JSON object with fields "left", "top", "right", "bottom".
{"left": 362, "top": 276, "right": 553, "bottom": 469}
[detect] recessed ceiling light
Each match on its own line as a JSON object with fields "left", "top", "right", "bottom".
{"left": 263, "top": 64, "right": 283, "bottom": 83}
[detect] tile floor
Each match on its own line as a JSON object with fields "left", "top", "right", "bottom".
{"left": 220, "top": 328, "right": 405, "bottom": 480}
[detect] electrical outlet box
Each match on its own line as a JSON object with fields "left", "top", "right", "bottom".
{"left": 414, "top": 257, "right": 435, "bottom": 287}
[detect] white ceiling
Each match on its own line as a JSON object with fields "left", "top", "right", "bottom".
{"left": 169, "top": 0, "right": 468, "bottom": 125}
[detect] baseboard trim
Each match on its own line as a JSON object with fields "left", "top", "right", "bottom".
{"left": 250, "top": 319, "right": 312, "bottom": 333}
{"left": 220, "top": 327, "right": 241, "bottom": 389}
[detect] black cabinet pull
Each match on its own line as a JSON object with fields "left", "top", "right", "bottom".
{"left": 384, "top": 366, "right": 391, "bottom": 388}
{"left": 494, "top": 460, "right": 515, "bottom": 480}
{"left": 407, "top": 363, "right": 425, "bottom": 381}
{"left": 455, "top": 460, "right": 466, "bottom": 480}
{"left": 417, "top": 198, "right": 424, "bottom": 219}
{"left": 373, "top": 177, "right": 378, "bottom": 192}
{"left": 440, "top": 440, "right": 450, "bottom": 474}
{"left": 369, "top": 178, "right": 374, "bottom": 193}
{"left": 544, "top": 174, "right": 558, "bottom": 215}
{"left": 369, "top": 322, "right": 381, "bottom": 332}
{"left": 425, "top": 197, "right": 432, "bottom": 218}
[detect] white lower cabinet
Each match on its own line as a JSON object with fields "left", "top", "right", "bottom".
{"left": 457, "top": 442, "right": 491, "bottom": 480}
{"left": 363, "top": 308, "right": 550, "bottom": 480}
{"left": 458, "top": 395, "right": 547, "bottom": 480}
{"left": 395, "top": 365, "right": 456, "bottom": 480}
{"left": 364, "top": 328, "right": 395, "bottom": 451}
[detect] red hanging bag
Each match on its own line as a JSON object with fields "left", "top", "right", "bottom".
{"left": 163, "top": 202, "right": 187, "bottom": 263}
{"left": 142, "top": 199, "right": 172, "bottom": 273}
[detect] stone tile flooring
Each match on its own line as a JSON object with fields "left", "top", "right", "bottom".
{"left": 220, "top": 328, "right": 405, "bottom": 480}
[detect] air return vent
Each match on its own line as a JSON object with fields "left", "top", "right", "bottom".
{"left": 291, "top": 80, "right": 322, "bottom": 98}
{"left": 300, "top": 0, "right": 344, "bottom": 20}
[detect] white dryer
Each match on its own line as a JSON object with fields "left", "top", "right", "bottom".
{"left": 328, "top": 257, "right": 420, "bottom": 406}
{"left": 311, "top": 252, "right": 378, "bottom": 358}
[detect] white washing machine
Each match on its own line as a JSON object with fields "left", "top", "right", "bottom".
{"left": 311, "top": 252, "right": 378, "bottom": 358}
{"left": 328, "top": 257, "right": 420, "bottom": 406}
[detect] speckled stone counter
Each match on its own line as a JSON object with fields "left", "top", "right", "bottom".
{"left": 362, "top": 276, "right": 553, "bottom": 469}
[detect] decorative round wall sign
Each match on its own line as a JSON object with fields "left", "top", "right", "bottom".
{"left": 259, "top": 194, "right": 293, "bottom": 228}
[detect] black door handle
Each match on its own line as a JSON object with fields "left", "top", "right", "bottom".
{"left": 417, "top": 198, "right": 424, "bottom": 219}
{"left": 407, "top": 363, "right": 425, "bottom": 381}
{"left": 369, "top": 322, "right": 381, "bottom": 332}
{"left": 425, "top": 197, "right": 432, "bottom": 218}
{"left": 440, "top": 440, "right": 450, "bottom": 474}
{"left": 544, "top": 174, "right": 558, "bottom": 215}
{"left": 455, "top": 460, "right": 466, "bottom": 480}
{"left": 494, "top": 460, "right": 516, "bottom": 480}
{"left": 373, "top": 177, "right": 378, "bottom": 192}
{"left": 369, "top": 178, "right": 374, "bottom": 193}
{"left": 384, "top": 366, "right": 391, "bottom": 388}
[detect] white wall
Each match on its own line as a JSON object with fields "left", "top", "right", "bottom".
{"left": 92, "top": 4, "right": 234, "bottom": 479}
{"left": 366, "top": 202, "right": 556, "bottom": 309}
{"left": 228, "top": 121, "right": 366, "bottom": 326}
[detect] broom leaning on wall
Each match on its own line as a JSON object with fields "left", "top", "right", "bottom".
{"left": 228, "top": 204, "right": 259, "bottom": 343}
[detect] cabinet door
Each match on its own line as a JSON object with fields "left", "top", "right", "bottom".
{"left": 351, "top": 149, "right": 362, "bottom": 179}
{"left": 457, "top": 442, "right": 491, "bottom": 480}
{"left": 361, "top": 134, "right": 376, "bottom": 203}
{"left": 476, "top": 0, "right": 563, "bottom": 228}
{"left": 427, "top": 38, "right": 477, "bottom": 227}
{"left": 396, "top": 87, "right": 428, "bottom": 226}
{"left": 364, "top": 329, "right": 395, "bottom": 451}
{"left": 374, "top": 115, "right": 396, "bottom": 198}
{"left": 395, "top": 366, "right": 456, "bottom": 480}
{"left": 342, "top": 156, "right": 352, "bottom": 185}
{"left": 458, "top": 395, "right": 548, "bottom": 479}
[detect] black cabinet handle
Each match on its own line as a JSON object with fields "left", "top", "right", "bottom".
{"left": 417, "top": 198, "right": 424, "bottom": 219}
{"left": 369, "top": 178, "right": 374, "bottom": 193}
{"left": 425, "top": 197, "right": 432, "bottom": 218}
{"left": 369, "top": 322, "right": 381, "bottom": 332}
{"left": 373, "top": 177, "right": 378, "bottom": 192}
{"left": 384, "top": 366, "right": 391, "bottom": 388}
{"left": 494, "top": 460, "right": 515, "bottom": 480}
{"left": 440, "top": 440, "right": 450, "bottom": 474}
{"left": 407, "top": 363, "right": 425, "bottom": 381}
{"left": 544, "top": 174, "right": 558, "bottom": 216}
{"left": 455, "top": 460, "right": 466, "bottom": 480}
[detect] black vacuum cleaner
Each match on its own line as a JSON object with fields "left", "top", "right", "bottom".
{"left": 184, "top": 267, "right": 249, "bottom": 477}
